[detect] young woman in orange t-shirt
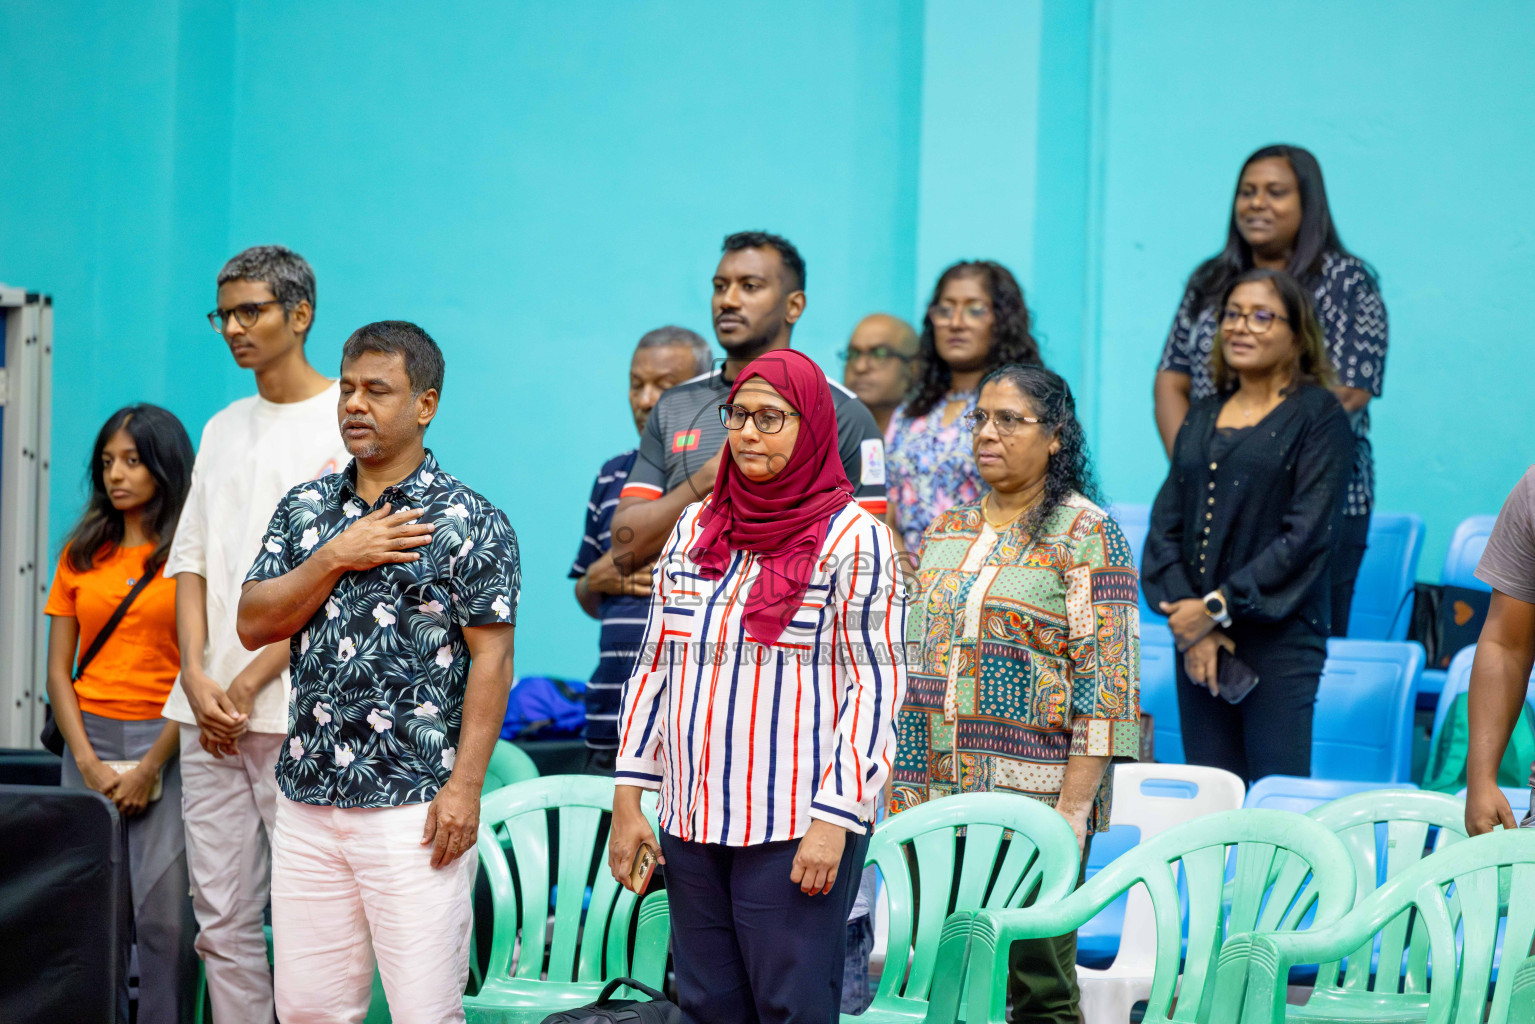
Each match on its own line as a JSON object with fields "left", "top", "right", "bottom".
{"left": 44, "top": 403, "right": 196, "bottom": 1024}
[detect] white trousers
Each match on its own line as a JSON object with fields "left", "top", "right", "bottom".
{"left": 272, "top": 794, "right": 477, "bottom": 1024}
{"left": 181, "top": 724, "right": 283, "bottom": 1024}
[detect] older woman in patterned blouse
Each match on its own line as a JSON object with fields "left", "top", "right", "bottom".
{"left": 890, "top": 363, "right": 1140, "bottom": 1024}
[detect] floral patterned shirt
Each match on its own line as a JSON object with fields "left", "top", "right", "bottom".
{"left": 886, "top": 393, "right": 984, "bottom": 554}
{"left": 245, "top": 450, "right": 521, "bottom": 809}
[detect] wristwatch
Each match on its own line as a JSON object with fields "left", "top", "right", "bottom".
{"left": 1203, "top": 588, "right": 1232, "bottom": 628}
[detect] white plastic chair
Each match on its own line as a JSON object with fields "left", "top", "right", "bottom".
{"left": 1076, "top": 763, "right": 1246, "bottom": 1024}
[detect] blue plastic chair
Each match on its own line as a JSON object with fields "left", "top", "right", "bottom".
{"left": 1443, "top": 514, "right": 1498, "bottom": 590}
{"left": 1108, "top": 502, "right": 1162, "bottom": 628}
{"left": 1077, "top": 824, "right": 1141, "bottom": 969}
{"left": 1346, "top": 511, "right": 1424, "bottom": 641}
{"left": 1243, "top": 775, "right": 1418, "bottom": 814}
{"left": 1311, "top": 639, "right": 1422, "bottom": 783}
{"left": 1139, "top": 623, "right": 1183, "bottom": 763}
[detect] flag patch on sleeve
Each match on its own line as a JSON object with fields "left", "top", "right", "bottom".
{"left": 672, "top": 430, "right": 701, "bottom": 453}
{"left": 860, "top": 438, "right": 886, "bottom": 486}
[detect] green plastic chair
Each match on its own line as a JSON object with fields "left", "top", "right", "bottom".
{"left": 482, "top": 740, "right": 540, "bottom": 794}
{"left": 1509, "top": 956, "right": 1535, "bottom": 1022}
{"left": 1234, "top": 827, "right": 1535, "bottom": 1024}
{"left": 462, "top": 776, "right": 669, "bottom": 1023}
{"left": 958, "top": 809, "right": 1356, "bottom": 1024}
{"left": 850, "top": 792, "right": 1082, "bottom": 1024}
{"left": 1262, "top": 789, "right": 1468, "bottom": 1022}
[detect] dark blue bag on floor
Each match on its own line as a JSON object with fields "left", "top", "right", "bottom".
{"left": 500, "top": 675, "right": 587, "bottom": 740}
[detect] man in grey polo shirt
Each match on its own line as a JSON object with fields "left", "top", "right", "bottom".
{"left": 611, "top": 231, "right": 887, "bottom": 566}
{"left": 1464, "top": 464, "right": 1535, "bottom": 834}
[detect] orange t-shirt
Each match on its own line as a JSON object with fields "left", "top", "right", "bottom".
{"left": 44, "top": 543, "right": 180, "bottom": 721}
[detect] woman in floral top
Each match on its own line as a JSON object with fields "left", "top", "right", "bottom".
{"left": 892, "top": 364, "right": 1140, "bottom": 1024}
{"left": 886, "top": 260, "right": 1044, "bottom": 556}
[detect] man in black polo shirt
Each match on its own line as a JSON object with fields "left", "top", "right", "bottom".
{"left": 611, "top": 231, "right": 887, "bottom": 566}
{"left": 237, "top": 321, "right": 519, "bottom": 1023}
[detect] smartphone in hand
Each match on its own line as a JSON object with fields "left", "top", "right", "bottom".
{"left": 629, "top": 843, "right": 658, "bottom": 894}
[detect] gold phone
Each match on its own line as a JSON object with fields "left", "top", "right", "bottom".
{"left": 629, "top": 843, "right": 658, "bottom": 893}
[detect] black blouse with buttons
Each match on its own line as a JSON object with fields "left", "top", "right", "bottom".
{"left": 1142, "top": 385, "right": 1355, "bottom": 647}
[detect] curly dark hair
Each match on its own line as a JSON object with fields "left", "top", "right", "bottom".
{"left": 977, "top": 363, "right": 1100, "bottom": 543}
{"left": 906, "top": 260, "right": 1042, "bottom": 418}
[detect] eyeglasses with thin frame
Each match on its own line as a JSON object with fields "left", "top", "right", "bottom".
{"left": 207, "top": 299, "right": 282, "bottom": 332}
{"left": 720, "top": 404, "right": 801, "bottom": 434}
{"left": 964, "top": 409, "right": 1043, "bottom": 437}
{"left": 838, "top": 345, "right": 914, "bottom": 365}
{"left": 929, "top": 301, "right": 991, "bottom": 324}
{"left": 1219, "top": 307, "right": 1289, "bottom": 335}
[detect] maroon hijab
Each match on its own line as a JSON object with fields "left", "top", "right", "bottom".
{"left": 689, "top": 349, "right": 854, "bottom": 645}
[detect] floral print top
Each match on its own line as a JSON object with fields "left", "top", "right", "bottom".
{"left": 246, "top": 450, "right": 521, "bottom": 809}
{"left": 885, "top": 393, "right": 984, "bottom": 554}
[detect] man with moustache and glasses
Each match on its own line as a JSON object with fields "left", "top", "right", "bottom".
{"left": 610, "top": 231, "right": 888, "bottom": 573}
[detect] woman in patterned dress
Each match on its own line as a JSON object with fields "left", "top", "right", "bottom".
{"left": 891, "top": 364, "right": 1141, "bottom": 1023}
{"left": 885, "top": 261, "right": 1043, "bottom": 558}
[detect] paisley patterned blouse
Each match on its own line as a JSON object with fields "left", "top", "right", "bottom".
{"left": 885, "top": 394, "right": 984, "bottom": 554}
{"left": 889, "top": 495, "right": 1141, "bottom": 833}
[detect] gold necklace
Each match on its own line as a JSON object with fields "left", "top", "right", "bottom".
{"left": 982, "top": 492, "right": 1028, "bottom": 530}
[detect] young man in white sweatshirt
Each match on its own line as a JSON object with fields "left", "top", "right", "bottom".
{"left": 162, "top": 246, "right": 349, "bottom": 1023}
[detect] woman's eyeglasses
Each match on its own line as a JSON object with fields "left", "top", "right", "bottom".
{"left": 1219, "top": 307, "right": 1289, "bottom": 335}
{"left": 964, "top": 409, "right": 1042, "bottom": 437}
{"left": 207, "top": 299, "right": 282, "bottom": 331}
{"left": 929, "top": 301, "right": 991, "bottom": 324}
{"left": 720, "top": 404, "right": 801, "bottom": 434}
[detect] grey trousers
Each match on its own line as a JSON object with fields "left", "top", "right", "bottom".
{"left": 63, "top": 712, "right": 198, "bottom": 1024}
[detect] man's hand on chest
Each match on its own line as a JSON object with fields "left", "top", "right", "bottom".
{"left": 320, "top": 503, "right": 436, "bottom": 574}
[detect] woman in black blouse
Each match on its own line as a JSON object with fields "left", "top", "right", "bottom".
{"left": 1153, "top": 144, "right": 1388, "bottom": 635}
{"left": 1143, "top": 268, "right": 1353, "bottom": 783}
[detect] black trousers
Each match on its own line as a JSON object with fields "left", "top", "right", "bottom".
{"left": 660, "top": 828, "right": 870, "bottom": 1024}
{"left": 1176, "top": 633, "right": 1324, "bottom": 784}
{"left": 1330, "top": 510, "right": 1371, "bottom": 636}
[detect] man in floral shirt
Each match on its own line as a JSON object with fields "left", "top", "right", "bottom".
{"left": 237, "top": 321, "right": 519, "bottom": 1023}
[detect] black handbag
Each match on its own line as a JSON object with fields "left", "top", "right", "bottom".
{"left": 1410, "top": 582, "right": 1492, "bottom": 671}
{"left": 40, "top": 569, "right": 159, "bottom": 756}
{"left": 538, "top": 978, "right": 683, "bottom": 1024}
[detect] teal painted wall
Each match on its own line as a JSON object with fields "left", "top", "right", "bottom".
{"left": 1, "top": 0, "right": 926, "bottom": 678}
{"left": 3, "top": 0, "right": 1532, "bottom": 683}
{"left": 1087, "top": 0, "right": 1535, "bottom": 573}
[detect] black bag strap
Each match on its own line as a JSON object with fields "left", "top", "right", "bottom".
{"left": 73, "top": 568, "right": 158, "bottom": 681}
{"left": 596, "top": 977, "right": 668, "bottom": 1005}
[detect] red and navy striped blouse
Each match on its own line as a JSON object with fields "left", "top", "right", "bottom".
{"left": 616, "top": 500, "right": 907, "bottom": 845}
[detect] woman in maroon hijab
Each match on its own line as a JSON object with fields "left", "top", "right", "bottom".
{"left": 608, "top": 349, "right": 907, "bottom": 1023}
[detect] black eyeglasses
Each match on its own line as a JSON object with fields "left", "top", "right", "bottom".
{"left": 838, "top": 346, "right": 913, "bottom": 365}
{"left": 1219, "top": 307, "right": 1289, "bottom": 335}
{"left": 720, "top": 404, "right": 801, "bottom": 434}
{"left": 964, "top": 409, "right": 1043, "bottom": 437}
{"left": 207, "top": 299, "right": 282, "bottom": 332}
